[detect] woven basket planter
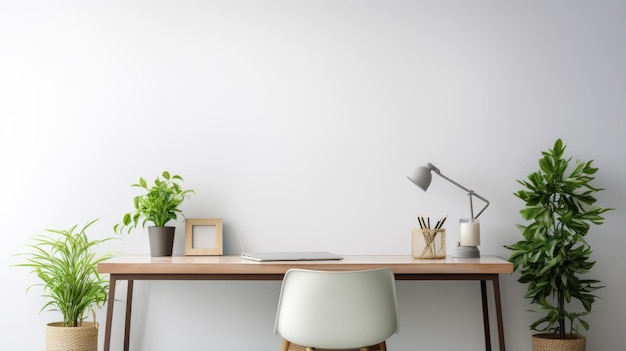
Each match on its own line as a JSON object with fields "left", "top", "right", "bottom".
{"left": 45, "top": 321, "right": 98, "bottom": 351}
{"left": 532, "top": 333, "right": 586, "bottom": 351}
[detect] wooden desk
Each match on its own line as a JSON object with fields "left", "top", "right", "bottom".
{"left": 98, "top": 255, "right": 513, "bottom": 351}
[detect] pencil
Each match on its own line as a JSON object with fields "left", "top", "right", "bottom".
{"left": 436, "top": 215, "right": 448, "bottom": 229}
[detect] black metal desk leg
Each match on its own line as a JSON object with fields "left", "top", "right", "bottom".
{"left": 492, "top": 276, "right": 505, "bottom": 351}
{"left": 104, "top": 275, "right": 117, "bottom": 351}
{"left": 481, "top": 280, "right": 492, "bottom": 351}
{"left": 124, "top": 280, "right": 134, "bottom": 351}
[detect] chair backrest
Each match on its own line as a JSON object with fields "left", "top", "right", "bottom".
{"left": 274, "top": 268, "right": 399, "bottom": 349}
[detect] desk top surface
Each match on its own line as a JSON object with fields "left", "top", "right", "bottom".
{"left": 98, "top": 255, "right": 513, "bottom": 275}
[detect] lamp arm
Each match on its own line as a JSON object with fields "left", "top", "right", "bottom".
{"left": 433, "top": 170, "right": 471, "bottom": 193}
{"left": 433, "top": 168, "right": 490, "bottom": 220}
{"left": 470, "top": 191, "right": 490, "bottom": 220}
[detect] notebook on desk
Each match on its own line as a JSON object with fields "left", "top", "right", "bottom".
{"left": 241, "top": 251, "right": 343, "bottom": 262}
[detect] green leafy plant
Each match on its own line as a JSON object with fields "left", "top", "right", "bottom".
{"left": 505, "top": 139, "right": 612, "bottom": 339}
{"left": 114, "top": 171, "right": 194, "bottom": 234}
{"left": 15, "top": 219, "right": 113, "bottom": 327}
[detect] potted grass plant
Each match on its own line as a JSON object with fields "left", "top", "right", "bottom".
{"left": 114, "top": 171, "right": 194, "bottom": 256}
{"left": 15, "top": 219, "right": 113, "bottom": 351}
{"left": 505, "top": 139, "right": 611, "bottom": 351}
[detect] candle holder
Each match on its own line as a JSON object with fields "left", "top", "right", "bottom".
{"left": 453, "top": 218, "right": 480, "bottom": 258}
{"left": 412, "top": 228, "right": 446, "bottom": 259}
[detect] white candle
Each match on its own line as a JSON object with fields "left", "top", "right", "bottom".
{"left": 460, "top": 219, "right": 480, "bottom": 247}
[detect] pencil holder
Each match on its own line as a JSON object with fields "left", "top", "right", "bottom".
{"left": 412, "top": 228, "right": 446, "bottom": 259}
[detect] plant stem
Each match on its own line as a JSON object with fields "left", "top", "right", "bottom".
{"left": 558, "top": 290, "right": 566, "bottom": 339}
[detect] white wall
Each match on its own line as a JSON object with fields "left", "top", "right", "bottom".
{"left": 2, "top": 1, "right": 625, "bottom": 350}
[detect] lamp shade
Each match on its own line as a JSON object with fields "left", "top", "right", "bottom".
{"left": 407, "top": 165, "right": 432, "bottom": 191}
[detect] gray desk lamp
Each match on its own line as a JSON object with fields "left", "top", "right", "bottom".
{"left": 408, "top": 162, "right": 490, "bottom": 258}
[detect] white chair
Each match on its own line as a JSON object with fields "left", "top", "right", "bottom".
{"left": 274, "top": 268, "right": 399, "bottom": 351}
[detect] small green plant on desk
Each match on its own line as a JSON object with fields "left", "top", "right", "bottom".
{"left": 114, "top": 170, "right": 194, "bottom": 256}
{"left": 114, "top": 170, "right": 194, "bottom": 234}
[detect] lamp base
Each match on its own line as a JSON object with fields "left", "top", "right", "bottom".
{"left": 452, "top": 245, "right": 480, "bottom": 258}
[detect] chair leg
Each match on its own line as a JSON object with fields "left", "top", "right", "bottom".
{"left": 361, "top": 341, "right": 386, "bottom": 351}
{"left": 281, "top": 339, "right": 291, "bottom": 351}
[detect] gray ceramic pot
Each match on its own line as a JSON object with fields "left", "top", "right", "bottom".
{"left": 147, "top": 226, "right": 175, "bottom": 256}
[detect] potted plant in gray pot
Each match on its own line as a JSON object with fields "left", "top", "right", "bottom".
{"left": 505, "top": 139, "right": 612, "bottom": 351}
{"left": 15, "top": 219, "right": 113, "bottom": 351}
{"left": 114, "top": 171, "right": 194, "bottom": 256}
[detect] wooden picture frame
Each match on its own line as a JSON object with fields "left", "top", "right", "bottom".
{"left": 185, "top": 218, "right": 223, "bottom": 256}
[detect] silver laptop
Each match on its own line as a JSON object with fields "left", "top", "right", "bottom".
{"left": 241, "top": 251, "right": 343, "bottom": 262}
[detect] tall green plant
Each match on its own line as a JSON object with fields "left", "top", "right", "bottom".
{"left": 505, "top": 139, "right": 611, "bottom": 339}
{"left": 16, "top": 219, "right": 113, "bottom": 327}
{"left": 114, "top": 171, "right": 194, "bottom": 234}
